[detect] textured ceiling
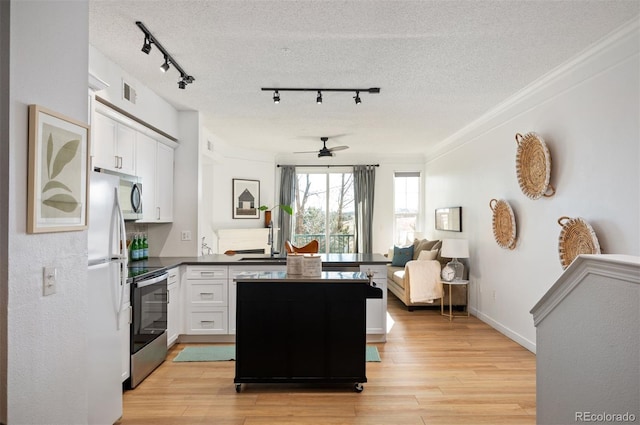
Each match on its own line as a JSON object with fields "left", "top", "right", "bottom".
{"left": 89, "top": 0, "right": 639, "bottom": 161}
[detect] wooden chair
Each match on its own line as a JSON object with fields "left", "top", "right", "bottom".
{"left": 285, "top": 240, "right": 319, "bottom": 254}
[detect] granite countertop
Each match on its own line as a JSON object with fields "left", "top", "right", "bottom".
{"left": 130, "top": 252, "right": 389, "bottom": 271}
{"left": 233, "top": 270, "right": 370, "bottom": 283}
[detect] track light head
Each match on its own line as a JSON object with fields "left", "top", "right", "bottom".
{"left": 141, "top": 36, "right": 152, "bottom": 54}
{"left": 178, "top": 79, "right": 187, "bottom": 89}
{"left": 273, "top": 90, "right": 280, "bottom": 104}
{"left": 160, "top": 56, "right": 170, "bottom": 73}
{"left": 354, "top": 91, "right": 361, "bottom": 105}
{"left": 316, "top": 91, "right": 322, "bottom": 104}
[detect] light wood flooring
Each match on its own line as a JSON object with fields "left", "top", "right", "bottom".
{"left": 117, "top": 294, "right": 536, "bottom": 424}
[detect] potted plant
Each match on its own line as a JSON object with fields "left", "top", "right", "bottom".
{"left": 259, "top": 204, "right": 292, "bottom": 227}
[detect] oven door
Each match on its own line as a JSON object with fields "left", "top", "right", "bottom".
{"left": 131, "top": 272, "right": 168, "bottom": 354}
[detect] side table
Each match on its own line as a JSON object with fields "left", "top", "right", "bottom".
{"left": 441, "top": 279, "right": 469, "bottom": 321}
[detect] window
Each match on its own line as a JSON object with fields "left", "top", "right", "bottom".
{"left": 293, "top": 169, "right": 355, "bottom": 253}
{"left": 394, "top": 171, "right": 421, "bottom": 245}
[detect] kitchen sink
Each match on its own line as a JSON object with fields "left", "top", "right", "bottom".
{"left": 238, "top": 256, "right": 286, "bottom": 262}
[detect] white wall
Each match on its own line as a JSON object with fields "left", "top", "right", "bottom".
{"left": 424, "top": 22, "right": 639, "bottom": 352}
{"left": 532, "top": 256, "right": 639, "bottom": 424}
{"left": 89, "top": 46, "right": 179, "bottom": 139}
{"left": 5, "top": 1, "right": 90, "bottom": 423}
{"left": 0, "top": 1, "right": 9, "bottom": 421}
{"left": 207, "top": 137, "right": 277, "bottom": 253}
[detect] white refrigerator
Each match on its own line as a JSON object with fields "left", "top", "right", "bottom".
{"left": 87, "top": 171, "right": 127, "bottom": 424}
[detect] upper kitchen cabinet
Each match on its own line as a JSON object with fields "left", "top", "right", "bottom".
{"left": 137, "top": 132, "right": 174, "bottom": 222}
{"left": 92, "top": 112, "right": 137, "bottom": 175}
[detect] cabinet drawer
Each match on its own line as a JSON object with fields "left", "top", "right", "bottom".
{"left": 187, "top": 308, "right": 228, "bottom": 334}
{"left": 167, "top": 267, "right": 180, "bottom": 286}
{"left": 188, "top": 281, "right": 227, "bottom": 306}
{"left": 186, "top": 266, "right": 227, "bottom": 280}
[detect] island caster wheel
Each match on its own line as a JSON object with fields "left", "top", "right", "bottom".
{"left": 354, "top": 383, "right": 364, "bottom": 393}
{"left": 235, "top": 384, "right": 241, "bottom": 393}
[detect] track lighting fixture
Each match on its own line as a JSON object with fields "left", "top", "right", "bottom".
{"left": 141, "top": 35, "right": 152, "bottom": 54}
{"left": 160, "top": 56, "right": 170, "bottom": 73}
{"left": 136, "top": 21, "right": 195, "bottom": 89}
{"left": 261, "top": 87, "right": 379, "bottom": 104}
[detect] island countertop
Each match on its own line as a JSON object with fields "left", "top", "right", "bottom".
{"left": 131, "top": 253, "right": 389, "bottom": 271}
{"left": 234, "top": 270, "right": 370, "bottom": 283}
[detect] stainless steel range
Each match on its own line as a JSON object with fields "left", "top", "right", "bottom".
{"left": 128, "top": 266, "right": 168, "bottom": 388}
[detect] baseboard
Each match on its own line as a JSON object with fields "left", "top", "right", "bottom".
{"left": 469, "top": 307, "right": 537, "bottom": 354}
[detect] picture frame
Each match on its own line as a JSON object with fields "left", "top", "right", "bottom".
{"left": 27, "top": 105, "right": 90, "bottom": 233}
{"left": 232, "top": 178, "right": 260, "bottom": 219}
{"left": 435, "top": 207, "right": 462, "bottom": 232}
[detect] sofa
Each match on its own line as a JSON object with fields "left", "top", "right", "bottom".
{"left": 387, "top": 238, "right": 468, "bottom": 310}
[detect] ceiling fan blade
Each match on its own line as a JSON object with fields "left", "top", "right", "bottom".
{"left": 328, "top": 145, "right": 349, "bottom": 152}
{"left": 293, "top": 150, "right": 318, "bottom": 154}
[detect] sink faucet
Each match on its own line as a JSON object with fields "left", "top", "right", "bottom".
{"left": 201, "top": 237, "right": 212, "bottom": 256}
{"left": 267, "top": 220, "right": 276, "bottom": 257}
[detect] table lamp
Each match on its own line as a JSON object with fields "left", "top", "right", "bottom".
{"left": 441, "top": 239, "right": 469, "bottom": 280}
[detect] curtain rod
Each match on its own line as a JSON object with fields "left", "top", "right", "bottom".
{"left": 277, "top": 164, "right": 379, "bottom": 168}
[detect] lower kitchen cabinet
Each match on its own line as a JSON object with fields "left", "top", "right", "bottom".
{"left": 360, "top": 264, "right": 388, "bottom": 340}
{"left": 166, "top": 267, "right": 181, "bottom": 347}
{"left": 185, "top": 266, "right": 229, "bottom": 335}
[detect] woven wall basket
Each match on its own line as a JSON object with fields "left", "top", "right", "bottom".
{"left": 515, "top": 132, "right": 555, "bottom": 199}
{"left": 557, "top": 216, "right": 601, "bottom": 269}
{"left": 490, "top": 199, "right": 517, "bottom": 250}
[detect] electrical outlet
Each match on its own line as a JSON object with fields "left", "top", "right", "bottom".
{"left": 43, "top": 267, "right": 57, "bottom": 296}
{"left": 181, "top": 231, "right": 192, "bottom": 241}
{"left": 492, "top": 290, "right": 497, "bottom": 301}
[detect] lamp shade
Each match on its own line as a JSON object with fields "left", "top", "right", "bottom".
{"left": 441, "top": 239, "right": 469, "bottom": 259}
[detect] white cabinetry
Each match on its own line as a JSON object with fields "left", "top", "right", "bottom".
{"left": 360, "top": 264, "right": 387, "bottom": 341}
{"left": 119, "top": 281, "right": 131, "bottom": 382}
{"left": 185, "top": 266, "right": 228, "bottom": 334}
{"left": 92, "top": 112, "right": 136, "bottom": 175}
{"left": 166, "top": 267, "right": 182, "bottom": 347}
{"left": 136, "top": 133, "right": 174, "bottom": 222}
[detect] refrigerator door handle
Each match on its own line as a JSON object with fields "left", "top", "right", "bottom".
{"left": 113, "top": 187, "right": 128, "bottom": 330}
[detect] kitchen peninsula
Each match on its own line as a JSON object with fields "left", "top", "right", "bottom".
{"left": 233, "top": 271, "right": 382, "bottom": 392}
{"left": 133, "top": 253, "right": 390, "bottom": 344}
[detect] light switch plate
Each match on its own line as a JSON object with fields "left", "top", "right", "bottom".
{"left": 43, "top": 267, "right": 57, "bottom": 296}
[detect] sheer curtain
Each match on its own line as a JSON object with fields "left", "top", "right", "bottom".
{"left": 353, "top": 165, "right": 376, "bottom": 253}
{"left": 277, "top": 165, "right": 296, "bottom": 254}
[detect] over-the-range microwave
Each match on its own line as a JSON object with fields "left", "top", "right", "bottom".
{"left": 94, "top": 168, "right": 143, "bottom": 220}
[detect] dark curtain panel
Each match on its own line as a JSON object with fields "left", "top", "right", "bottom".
{"left": 277, "top": 165, "right": 296, "bottom": 254}
{"left": 353, "top": 165, "right": 376, "bottom": 253}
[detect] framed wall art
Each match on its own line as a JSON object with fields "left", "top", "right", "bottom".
{"left": 232, "top": 178, "right": 260, "bottom": 219}
{"left": 435, "top": 207, "right": 462, "bottom": 232}
{"left": 27, "top": 105, "right": 90, "bottom": 233}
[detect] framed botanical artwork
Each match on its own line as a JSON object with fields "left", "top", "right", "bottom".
{"left": 232, "top": 178, "right": 260, "bottom": 219}
{"left": 27, "top": 105, "right": 90, "bottom": 233}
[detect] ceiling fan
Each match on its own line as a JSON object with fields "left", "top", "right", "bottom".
{"left": 294, "top": 137, "right": 349, "bottom": 158}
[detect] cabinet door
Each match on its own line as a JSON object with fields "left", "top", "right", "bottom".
{"left": 360, "top": 265, "right": 387, "bottom": 339}
{"left": 167, "top": 267, "right": 181, "bottom": 347}
{"left": 135, "top": 133, "right": 157, "bottom": 221}
{"left": 156, "top": 143, "right": 174, "bottom": 222}
{"left": 92, "top": 113, "right": 118, "bottom": 171}
{"left": 116, "top": 124, "right": 137, "bottom": 175}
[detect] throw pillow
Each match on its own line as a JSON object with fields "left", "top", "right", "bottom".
{"left": 417, "top": 249, "right": 438, "bottom": 261}
{"left": 391, "top": 245, "right": 414, "bottom": 267}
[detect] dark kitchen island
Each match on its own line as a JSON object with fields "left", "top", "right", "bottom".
{"left": 233, "top": 271, "right": 382, "bottom": 392}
